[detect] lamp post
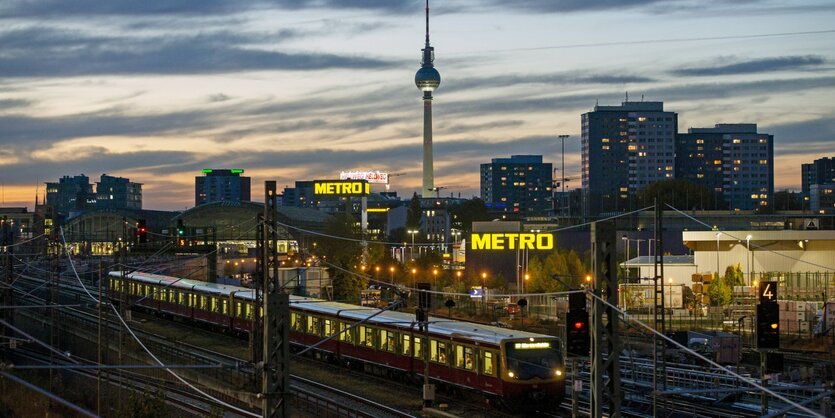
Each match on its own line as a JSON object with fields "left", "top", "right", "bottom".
{"left": 411, "top": 268, "right": 417, "bottom": 289}
{"left": 746, "top": 234, "right": 753, "bottom": 286}
{"left": 481, "top": 272, "right": 487, "bottom": 312}
{"left": 389, "top": 266, "right": 395, "bottom": 284}
{"left": 622, "top": 235, "right": 630, "bottom": 282}
{"left": 715, "top": 231, "right": 722, "bottom": 280}
{"left": 375, "top": 266, "right": 381, "bottom": 280}
{"left": 558, "top": 134, "right": 570, "bottom": 217}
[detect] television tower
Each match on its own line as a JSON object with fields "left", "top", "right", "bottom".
{"left": 415, "top": 0, "right": 441, "bottom": 198}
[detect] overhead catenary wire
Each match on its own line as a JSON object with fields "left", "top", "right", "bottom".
{"left": 586, "top": 290, "right": 825, "bottom": 418}
{"left": 665, "top": 204, "right": 835, "bottom": 272}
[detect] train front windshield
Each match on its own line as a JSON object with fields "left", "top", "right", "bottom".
{"left": 505, "top": 341, "right": 562, "bottom": 380}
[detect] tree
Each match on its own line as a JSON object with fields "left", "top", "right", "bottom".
{"left": 317, "top": 214, "right": 365, "bottom": 301}
{"left": 406, "top": 192, "right": 422, "bottom": 230}
{"left": 707, "top": 273, "right": 732, "bottom": 306}
{"left": 636, "top": 179, "right": 725, "bottom": 210}
{"left": 448, "top": 197, "right": 490, "bottom": 234}
{"left": 723, "top": 264, "right": 745, "bottom": 287}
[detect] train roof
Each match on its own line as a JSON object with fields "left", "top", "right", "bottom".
{"left": 111, "top": 271, "right": 556, "bottom": 346}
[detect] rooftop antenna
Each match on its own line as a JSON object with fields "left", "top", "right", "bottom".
{"left": 625, "top": 91, "right": 629, "bottom": 102}
{"left": 641, "top": 94, "right": 644, "bottom": 102}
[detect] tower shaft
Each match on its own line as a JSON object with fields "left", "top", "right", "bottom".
{"left": 422, "top": 93, "right": 434, "bottom": 198}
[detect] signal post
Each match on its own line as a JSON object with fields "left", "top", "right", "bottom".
{"left": 565, "top": 291, "right": 589, "bottom": 418}
{"left": 757, "top": 281, "right": 780, "bottom": 416}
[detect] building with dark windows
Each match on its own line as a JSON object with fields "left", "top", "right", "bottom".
{"left": 581, "top": 101, "right": 677, "bottom": 216}
{"left": 96, "top": 174, "right": 142, "bottom": 210}
{"left": 676, "top": 124, "right": 773, "bottom": 211}
{"left": 281, "top": 181, "right": 317, "bottom": 209}
{"left": 45, "top": 174, "right": 97, "bottom": 217}
{"left": 480, "top": 155, "right": 553, "bottom": 217}
{"left": 810, "top": 184, "right": 835, "bottom": 214}
{"left": 802, "top": 157, "right": 835, "bottom": 198}
{"left": 195, "top": 169, "right": 251, "bottom": 206}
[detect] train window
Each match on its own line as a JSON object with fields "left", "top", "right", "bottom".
{"left": 260, "top": 306, "right": 263, "bottom": 319}
{"left": 358, "top": 326, "right": 375, "bottom": 348}
{"left": 145, "top": 285, "right": 151, "bottom": 296}
{"left": 430, "top": 340, "right": 447, "bottom": 364}
{"left": 481, "top": 351, "right": 496, "bottom": 376}
{"left": 210, "top": 297, "right": 218, "bottom": 313}
{"left": 156, "top": 288, "right": 164, "bottom": 301}
{"left": 413, "top": 336, "right": 422, "bottom": 359}
{"left": 323, "top": 319, "right": 334, "bottom": 337}
{"left": 178, "top": 292, "right": 185, "bottom": 305}
{"left": 290, "top": 313, "right": 303, "bottom": 331}
{"left": 221, "top": 299, "right": 228, "bottom": 315}
{"left": 168, "top": 290, "right": 176, "bottom": 303}
{"left": 455, "top": 345, "right": 475, "bottom": 371}
{"left": 307, "top": 316, "right": 320, "bottom": 336}
{"left": 199, "top": 296, "right": 208, "bottom": 311}
{"left": 402, "top": 335, "right": 412, "bottom": 356}
{"left": 189, "top": 294, "right": 196, "bottom": 307}
{"left": 379, "top": 329, "right": 396, "bottom": 353}
{"left": 245, "top": 303, "right": 253, "bottom": 319}
{"left": 235, "top": 302, "right": 242, "bottom": 318}
{"left": 339, "top": 322, "right": 353, "bottom": 344}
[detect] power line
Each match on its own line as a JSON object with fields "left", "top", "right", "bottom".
{"left": 0, "top": 371, "right": 98, "bottom": 418}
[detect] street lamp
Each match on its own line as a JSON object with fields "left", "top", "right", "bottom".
{"left": 715, "top": 231, "right": 722, "bottom": 280}
{"left": 481, "top": 272, "right": 488, "bottom": 311}
{"left": 621, "top": 235, "right": 630, "bottom": 281}
{"left": 389, "top": 266, "right": 395, "bottom": 284}
{"left": 375, "top": 266, "right": 381, "bottom": 279}
{"left": 411, "top": 268, "right": 417, "bottom": 288}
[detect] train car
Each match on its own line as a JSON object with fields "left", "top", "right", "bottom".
{"left": 108, "top": 271, "right": 565, "bottom": 411}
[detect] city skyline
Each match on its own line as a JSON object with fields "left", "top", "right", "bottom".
{"left": 1, "top": 1, "right": 834, "bottom": 210}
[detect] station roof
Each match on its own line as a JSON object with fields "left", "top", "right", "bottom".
{"left": 682, "top": 230, "right": 835, "bottom": 250}
{"left": 621, "top": 255, "right": 695, "bottom": 267}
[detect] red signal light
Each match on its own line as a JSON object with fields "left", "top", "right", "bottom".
{"left": 574, "top": 322, "right": 584, "bottom": 330}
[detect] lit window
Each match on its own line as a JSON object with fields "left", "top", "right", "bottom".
{"left": 696, "top": 139, "right": 704, "bottom": 144}
{"left": 602, "top": 145, "right": 610, "bottom": 150}
{"left": 714, "top": 160, "right": 722, "bottom": 165}
{"left": 638, "top": 116, "right": 647, "bottom": 122}
{"left": 627, "top": 145, "right": 637, "bottom": 151}
{"left": 733, "top": 139, "right": 741, "bottom": 144}
{"left": 602, "top": 138, "right": 610, "bottom": 143}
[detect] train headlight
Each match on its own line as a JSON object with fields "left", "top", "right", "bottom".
{"left": 555, "top": 369, "right": 563, "bottom": 376}
{"left": 508, "top": 371, "right": 515, "bottom": 378}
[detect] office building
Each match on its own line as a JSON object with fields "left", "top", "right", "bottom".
{"left": 481, "top": 155, "right": 553, "bottom": 217}
{"left": 96, "top": 174, "right": 142, "bottom": 210}
{"left": 677, "top": 124, "right": 773, "bottom": 210}
{"left": 45, "top": 174, "right": 96, "bottom": 216}
{"left": 802, "top": 157, "right": 835, "bottom": 198}
{"left": 195, "top": 169, "right": 251, "bottom": 206}
{"left": 581, "top": 101, "right": 678, "bottom": 215}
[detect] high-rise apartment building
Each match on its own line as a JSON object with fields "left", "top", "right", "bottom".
{"left": 195, "top": 169, "right": 251, "bottom": 206}
{"left": 481, "top": 155, "right": 553, "bottom": 217}
{"left": 676, "top": 124, "right": 773, "bottom": 210}
{"left": 96, "top": 174, "right": 142, "bottom": 210}
{"left": 581, "top": 101, "right": 677, "bottom": 215}
{"left": 802, "top": 157, "right": 835, "bottom": 198}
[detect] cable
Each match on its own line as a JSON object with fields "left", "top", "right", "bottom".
{"left": 665, "top": 204, "right": 835, "bottom": 272}
{"left": 55, "top": 227, "right": 262, "bottom": 417}
{"left": 0, "top": 371, "right": 98, "bottom": 418}
{"left": 587, "top": 290, "right": 824, "bottom": 418}
{"left": 452, "top": 29, "right": 835, "bottom": 56}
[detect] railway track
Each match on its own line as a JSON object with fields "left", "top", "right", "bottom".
{"left": 10, "top": 273, "right": 416, "bottom": 418}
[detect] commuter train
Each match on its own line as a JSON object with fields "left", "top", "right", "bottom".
{"left": 107, "top": 271, "right": 565, "bottom": 410}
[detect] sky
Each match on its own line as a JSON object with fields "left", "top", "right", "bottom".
{"left": 1, "top": 0, "right": 834, "bottom": 210}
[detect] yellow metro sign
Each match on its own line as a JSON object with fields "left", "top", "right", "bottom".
{"left": 470, "top": 233, "right": 554, "bottom": 250}
{"left": 313, "top": 180, "right": 370, "bottom": 197}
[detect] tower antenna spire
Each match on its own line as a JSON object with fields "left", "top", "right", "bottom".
{"left": 425, "top": 0, "right": 430, "bottom": 45}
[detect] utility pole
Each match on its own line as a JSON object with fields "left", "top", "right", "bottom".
{"left": 261, "top": 181, "right": 290, "bottom": 418}
{"left": 1, "top": 217, "right": 13, "bottom": 361}
{"left": 97, "top": 259, "right": 103, "bottom": 416}
{"left": 590, "top": 221, "right": 621, "bottom": 417}
{"left": 653, "top": 199, "right": 667, "bottom": 416}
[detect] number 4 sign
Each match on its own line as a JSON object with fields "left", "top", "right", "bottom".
{"left": 759, "top": 281, "right": 778, "bottom": 303}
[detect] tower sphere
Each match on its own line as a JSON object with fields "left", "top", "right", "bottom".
{"left": 415, "top": 67, "right": 441, "bottom": 92}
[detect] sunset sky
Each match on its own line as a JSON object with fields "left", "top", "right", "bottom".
{"left": 1, "top": 0, "right": 834, "bottom": 210}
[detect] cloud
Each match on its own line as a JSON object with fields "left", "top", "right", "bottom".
{"left": 0, "top": 27, "right": 397, "bottom": 77}
{"left": 766, "top": 117, "right": 835, "bottom": 155}
{"left": 484, "top": 0, "right": 677, "bottom": 13}
{"left": 672, "top": 55, "right": 827, "bottom": 76}
{"left": 442, "top": 72, "right": 654, "bottom": 93}
{"left": 0, "top": 98, "right": 30, "bottom": 111}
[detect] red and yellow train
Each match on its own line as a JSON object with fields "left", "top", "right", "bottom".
{"left": 108, "top": 271, "right": 566, "bottom": 411}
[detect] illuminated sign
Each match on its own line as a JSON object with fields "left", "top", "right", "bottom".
{"left": 201, "top": 169, "right": 244, "bottom": 174}
{"left": 340, "top": 170, "right": 389, "bottom": 184}
{"left": 313, "top": 180, "right": 370, "bottom": 197}
{"left": 514, "top": 342, "right": 551, "bottom": 350}
{"left": 470, "top": 233, "right": 554, "bottom": 250}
